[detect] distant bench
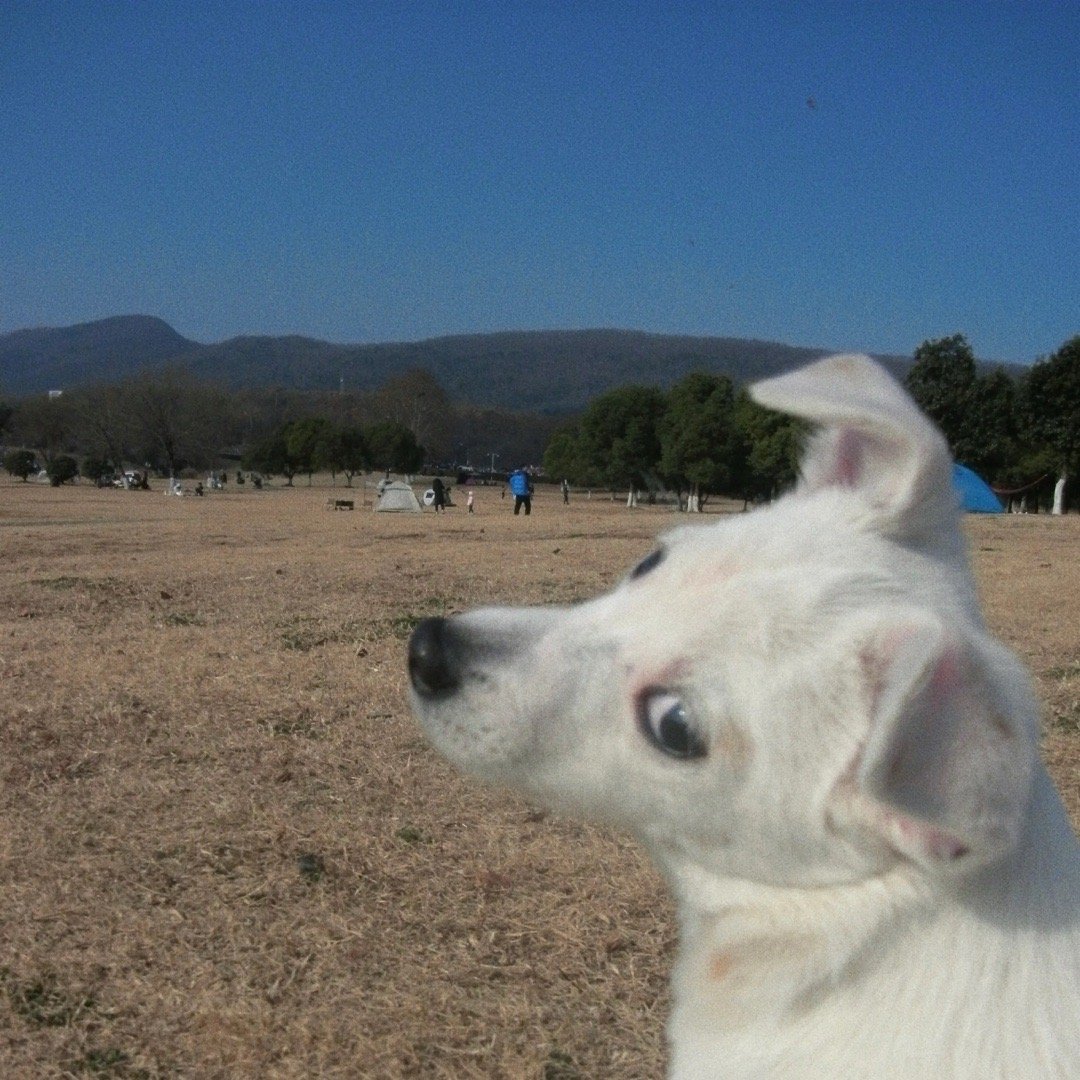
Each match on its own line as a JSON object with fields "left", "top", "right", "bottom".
{"left": 327, "top": 499, "right": 355, "bottom": 511}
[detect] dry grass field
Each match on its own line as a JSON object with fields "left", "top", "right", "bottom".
{"left": 1, "top": 477, "right": 1077, "bottom": 1079}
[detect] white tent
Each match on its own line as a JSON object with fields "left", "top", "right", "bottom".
{"left": 375, "top": 480, "right": 422, "bottom": 513}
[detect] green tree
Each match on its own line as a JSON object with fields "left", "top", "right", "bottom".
{"left": 904, "top": 335, "right": 978, "bottom": 458}
{"left": 577, "top": 385, "right": 666, "bottom": 500}
{"left": 285, "top": 417, "right": 338, "bottom": 485}
{"left": 46, "top": 454, "right": 79, "bottom": 486}
{"left": 337, "top": 426, "right": 370, "bottom": 487}
{"left": 80, "top": 454, "right": 113, "bottom": 484}
{"left": 904, "top": 335, "right": 1026, "bottom": 480}
{"left": 243, "top": 426, "right": 300, "bottom": 485}
{"left": 1024, "top": 335, "right": 1080, "bottom": 509}
{"left": 658, "top": 372, "right": 738, "bottom": 511}
{"left": 4, "top": 448, "right": 37, "bottom": 481}
{"left": 732, "top": 391, "right": 803, "bottom": 503}
{"left": 365, "top": 420, "right": 424, "bottom": 474}
{"left": 963, "top": 367, "right": 1020, "bottom": 481}
{"left": 542, "top": 423, "right": 603, "bottom": 487}
{"left": 315, "top": 424, "right": 346, "bottom": 484}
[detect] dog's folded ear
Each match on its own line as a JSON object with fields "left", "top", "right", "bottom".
{"left": 834, "top": 612, "right": 1038, "bottom": 872}
{"left": 750, "top": 355, "right": 957, "bottom": 541}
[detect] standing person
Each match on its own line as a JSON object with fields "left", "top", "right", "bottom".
{"left": 467, "top": 490, "right": 475, "bottom": 514}
{"left": 431, "top": 475, "right": 446, "bottom": 513}
{"left": 561, "top": 478, "right": 570, "bottom": 504}
{"left": 509, "top": 467, "right": 533, "bottom": 516}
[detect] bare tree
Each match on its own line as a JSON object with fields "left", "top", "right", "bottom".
{"left": 371, "top": 369, "right": 452, "bottom": 463}
{"left": 9, "top": 393, "right": 76, "bottom": 464}
{"left": 68, "top": 382, "right": 136, "bottom": 474}
{"left": 126, "top": 368, "right": 233, "bottom": 475}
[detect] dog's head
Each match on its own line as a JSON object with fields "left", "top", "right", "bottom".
{"left": 409, "top": 356, "right": 1038, "bottom": 890}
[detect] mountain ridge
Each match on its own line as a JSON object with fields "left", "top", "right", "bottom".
{"left": 1, "top": 314, "right": 961, "bottom": 412}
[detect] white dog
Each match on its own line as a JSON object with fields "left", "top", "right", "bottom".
{"left": 408, "top": 355, "right": 1080, "bottom": 1078}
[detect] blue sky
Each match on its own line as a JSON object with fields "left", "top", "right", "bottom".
{"left": 2, "top": 1, "right": 1077, "bottom": 363}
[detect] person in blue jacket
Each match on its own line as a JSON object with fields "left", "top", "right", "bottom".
{"left": 508, "top": 467, "right": 533, "bottom": 516}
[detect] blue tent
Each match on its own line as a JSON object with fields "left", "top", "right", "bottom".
{"left": 953, "top": 463, "right": 1003, "bottom": 514}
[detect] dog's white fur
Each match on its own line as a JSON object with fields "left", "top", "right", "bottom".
{"left": 409, "top": 355, "right": 1080, "bottom": 1078}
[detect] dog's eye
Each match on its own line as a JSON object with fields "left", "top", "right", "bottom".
{"left": 630, "top": 547, "right": 665, "bottom": 580}
{"left": 640, "top": 691, "right": 706, "bottom": 760}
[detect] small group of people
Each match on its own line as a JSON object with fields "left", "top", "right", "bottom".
{"left": 430, "top": 475, "right": 475, "bottom": 514}
{"left": 429, "top": 467, "right": 561, "bottom": 516}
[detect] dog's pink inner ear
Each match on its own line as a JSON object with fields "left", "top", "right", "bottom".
{"left": 853, "top": 618, "right": 1034, "bottom": 872}
{"left": 803, "top": 424, "right": 916, "bottom": 515}
{"left": 821, "top": 428, "right": 865, "bottom": 489}
{"left": 880, "top": 810, "right": 970, "bottom": 863}
{"left": 749, "top": 355, "right": 958, "bottom": 541}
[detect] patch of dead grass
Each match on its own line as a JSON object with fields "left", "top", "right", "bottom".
{"left": 0, "top": 478, "right": 1076, "bottom": 1077}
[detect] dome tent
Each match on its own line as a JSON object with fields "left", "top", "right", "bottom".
{"left": 375, "top": 481, "right": 422, "bottom": 512}
{"left": 952, "top": 463, "right": 1003, "bottom": 514}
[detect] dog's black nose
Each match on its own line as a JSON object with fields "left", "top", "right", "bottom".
{"left": 408, "top": 617, "right": 461, "bottom": 697}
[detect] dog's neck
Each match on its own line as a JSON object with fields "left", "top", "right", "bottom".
{"left": 664, "top": 859, "right": 931, "bottom": 1035}
{"left": 661, "top": 768, "right": 1079, "bottom": 1041}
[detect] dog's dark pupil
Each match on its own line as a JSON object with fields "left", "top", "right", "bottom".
{"left": 660, "top": 710, "right": 689, "bottom": 752}
{"left": 632, "top": 548, "right": 664, "bottom": 579}
{"left": 659, "top": 704, "right": 703, "bottom": 758}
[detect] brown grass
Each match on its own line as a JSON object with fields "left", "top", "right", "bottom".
{"left": 1, "top": 478, "right": 1077, "bottom": 1079}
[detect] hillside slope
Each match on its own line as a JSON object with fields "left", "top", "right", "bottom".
{"left": 0, "top": 316, "right": 199, "bottom": 395}
{"left": 1, "top": 316, "right": 919, "bottom": 411}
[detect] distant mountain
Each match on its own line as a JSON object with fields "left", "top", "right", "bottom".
{"left": 1, "top": 315, "right": 923, "bottom": 412}
{"left": 180, "top": 328, "right": 876, "bottom": 412}
{"left": 0, "top": 316, "right": 200, "bottom": 395}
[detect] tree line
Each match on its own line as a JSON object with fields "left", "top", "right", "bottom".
{"left": 3, "top": 333, "right": 1077, "bottom": 509}
{"left": 903, "top": 335, "right": 1079, "bottom": 503}
{"left": 542, "top": 373, "right": 803, "bottom": 508}
{"left": 243, "top": 416, "right": 423, "bottom": 485}
{"left": 543, "top": 334, "right": 1080, "bottom": 511}
{"left": 0, "top": 367, "right": 560, "bottom": 484}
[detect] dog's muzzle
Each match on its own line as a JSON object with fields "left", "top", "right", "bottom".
{"left": 408, "top": 617, "right": 462, "bottom": 698}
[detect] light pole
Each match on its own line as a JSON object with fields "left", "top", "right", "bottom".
{"left": 489, "top": 452, "right": 499, "bottom": 475}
